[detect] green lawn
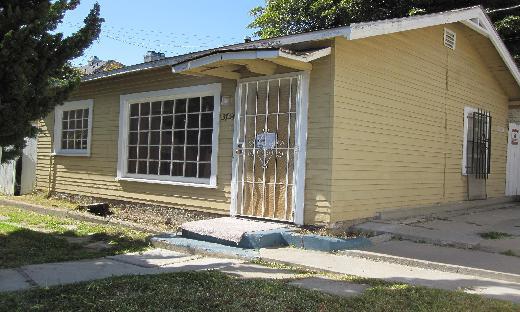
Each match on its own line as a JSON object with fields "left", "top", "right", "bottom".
{"left": 0, "top": 205, "right": 150, "bottom": 268}
{"left": 0, "top": 271, "right": 517, "bottom": 312}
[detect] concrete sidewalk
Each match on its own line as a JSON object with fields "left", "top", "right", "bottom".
{"left": 3, "top": 246, "right": 520, "bottom": 303}
{"left": 354, "top": 202, "right": 520, "bottom": 254}
{"left": 0, "top": 248, "right": 369, "bottom": 299}
{"left": 0, "top": 249, "right": 242, "bottom": 292}
{"left": 259, "top": 247, "right": 520, "bottom": 303}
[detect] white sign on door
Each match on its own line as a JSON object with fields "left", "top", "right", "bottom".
{"left": 255, "top": 132, "right": 277, "bottom": 149}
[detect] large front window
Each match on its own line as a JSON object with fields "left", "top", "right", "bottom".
{"left": 118, "top": 84, "right": 221, "bottom": 187}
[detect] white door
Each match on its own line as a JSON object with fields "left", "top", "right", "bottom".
{"left": 506, "top": 123, "right": 520, "bottom": 196}
{"left": 0, "top": 159, "right": 15, "bottom": 195}
{"left": 20, "top": 137, "right": 38, "bottom": 195}
{"left": 231, "top": 73, "right": 308, "bottom": 223}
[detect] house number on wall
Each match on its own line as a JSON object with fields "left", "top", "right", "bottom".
{"left": 220, "top": 113, "right": 235, "bottom": 121}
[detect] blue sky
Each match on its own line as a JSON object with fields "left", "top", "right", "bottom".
{"left": 58, "top": 0, "right": 265, "bottom": 66}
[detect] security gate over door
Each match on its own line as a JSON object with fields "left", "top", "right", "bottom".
{"left": 233, "top": 75, "right": 303, "bottom": 222}
{"left": 507, "top": 123, "right": 520, "bottom": 196}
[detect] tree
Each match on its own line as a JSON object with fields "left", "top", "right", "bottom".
{"left": 249, "top": 1, "right": 519, "bottom": 65}
{"left": 0, "top": 0, "right": 103, "bottom": 162}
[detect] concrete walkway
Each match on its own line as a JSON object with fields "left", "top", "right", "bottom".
{"left": 358, "top": 240, "right": 520, "bottom": 277}
{"left": 3, "top": 246, "right": 520, "bottom": 303}
{"left": 354, "top": 202, "right": 520, "bottom": 254}
{"left": 0, "top": 248, "right": 366, "bottom": 299}
{"left": 259, "top": 247, "right": 520, "bottom": 303}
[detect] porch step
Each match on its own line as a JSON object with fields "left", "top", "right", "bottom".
{"left": 180, "top": 217, "right": 373, "bottom": 251}
{"left": 181, "top": 217, "right": 291, "bottom": 249}
{"left": 151, "top": 234, "right": 259, "bottom": 260}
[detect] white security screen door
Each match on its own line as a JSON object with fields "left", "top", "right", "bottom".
{"left": 507, "top": 123, "right": 520, "bottom": 196}
{"left": 232, "top": 74, "right": 307, "bottom": 222}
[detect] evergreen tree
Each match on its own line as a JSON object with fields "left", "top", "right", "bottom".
{"left": 249, "top": 1, "right": 519, "bottom": 65}
{"left": 0, "top": 0, "right": 103, "bottom": 162}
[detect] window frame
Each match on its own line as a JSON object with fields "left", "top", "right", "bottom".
{"left": 462, "top": 106, "right": 491, "bottom": 175}
{"left": 117, "top": 83, "right": 221, "bottom": 188}
{"left": 53, "top": 99, "right": 94, "bottom": 156}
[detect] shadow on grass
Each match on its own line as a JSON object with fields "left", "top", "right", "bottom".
{"left": 1, "top": 271, "right": 518, "bottom": 312}
{"left": 0, "top": 227, "right": 150, "bottom": 269}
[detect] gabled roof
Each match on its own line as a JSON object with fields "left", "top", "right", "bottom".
{"left": 83, "top": 6, "right": 519, "bottom": 95}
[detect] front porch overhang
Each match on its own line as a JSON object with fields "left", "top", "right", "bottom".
{"left": 171, "top": 48, "right": 331, "bottom": 80}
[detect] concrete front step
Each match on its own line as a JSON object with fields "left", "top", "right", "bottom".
{"left": 181, "top": 217, "right": 291, "bottom": 248}
{"left": 151, "top": 234, "right": 260, "bottom": 260}
{"left": 181, "top": 217, "right": 372, "bottom": 251}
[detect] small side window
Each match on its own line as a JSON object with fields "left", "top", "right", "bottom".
{"left": 53, "top": 100, "right": 93, "bottom": 156}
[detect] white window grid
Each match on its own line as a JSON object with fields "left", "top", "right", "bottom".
{"left": 53, "top": 99, "right": 93, "bottom": 156}
{"left": 61, "top": 108, "right": 89, "bottom": 150}
{"left": 127, "top": 96, "right": 214, "bottom": 179}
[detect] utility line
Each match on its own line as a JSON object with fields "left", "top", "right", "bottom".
{"left": 487, "top": 4, "right": 520, "bottom": 14}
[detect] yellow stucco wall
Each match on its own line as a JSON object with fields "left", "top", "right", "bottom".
{"left": 331, "top": 23, "right": 511, "bottom": 223}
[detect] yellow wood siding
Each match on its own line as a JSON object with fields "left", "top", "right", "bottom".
{"left": 35, "top": 62, "right": 334, "bottom": 224}
{"left": 36, "top": 67, "right": 236, "bottom": 214}
{"left": 304, "top": 53, "right": 335, "bottom": 224}
{"left": 331, "top": 23, "right": 511, "bottom": 223}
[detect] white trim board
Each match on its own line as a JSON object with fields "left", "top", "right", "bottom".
{"left": 117, "top": 83, "right": 221, "bottom": 188}
{"left": 53, "top": 99, "right": 94, "bottom": 157}
{"left": 172, "top": 48, "right": 331, "bottom": 74}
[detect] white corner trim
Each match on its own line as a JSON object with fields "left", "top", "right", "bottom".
{"left": 117, "top": 83, "right": 221, "bottom": 187}
{"left": 229, "top": 84, "right": 242, "bottom": 217}
{"left": 293, "top": 71, "right": 310, "bottom": 225}
{"left": 53, "top": 99, "right": 94, "bottom": 157}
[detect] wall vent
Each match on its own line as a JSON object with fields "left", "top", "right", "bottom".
{"left": 444, "top": 28, "right": 456, "bottom": 50}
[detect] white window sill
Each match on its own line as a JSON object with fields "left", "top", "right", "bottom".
{"left": 51, "top": 152, "right": 91, "bottom": 157}
{"left": 116, "top": 177, "right": 217, "bottom": 189}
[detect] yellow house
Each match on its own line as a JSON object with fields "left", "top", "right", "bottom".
{"left": 35, "top": 7, "right": 520, "bottom": 227}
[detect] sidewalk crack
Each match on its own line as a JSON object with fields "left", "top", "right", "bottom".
{"left": 14, "top": 268, "right": 38, "bottom": 287}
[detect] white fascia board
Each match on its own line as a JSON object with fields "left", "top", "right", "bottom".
{"left": 172, "top": 48, "right": 331, "bottom": 74}
{"left": 345, "top": 6, "right": 520, "bottom": 88}
{"left": 473, "top": 10, "right": 520, "bottom": 88}
{"left": 347, "top": 6, "right": 483, "bottom": 40}
{"left": 172, "top": 50, "right": 280, "bottom": 73}
{"left": 279, "top": 47, "right": 332, "bottom": 62}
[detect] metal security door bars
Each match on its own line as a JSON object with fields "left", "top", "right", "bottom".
{"left": 236, "top": 76, "right": 299, "bottom": 221}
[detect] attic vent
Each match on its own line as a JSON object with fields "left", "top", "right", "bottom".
{"left": 444, "top": 28, "right": 456, "bottom": 50}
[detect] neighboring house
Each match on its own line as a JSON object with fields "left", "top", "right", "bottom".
{"left": 34, "top": 6, "right": 520, "bottom": 226}
{"left": 78, "top": 56, "right": 124, "bottom": 76}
